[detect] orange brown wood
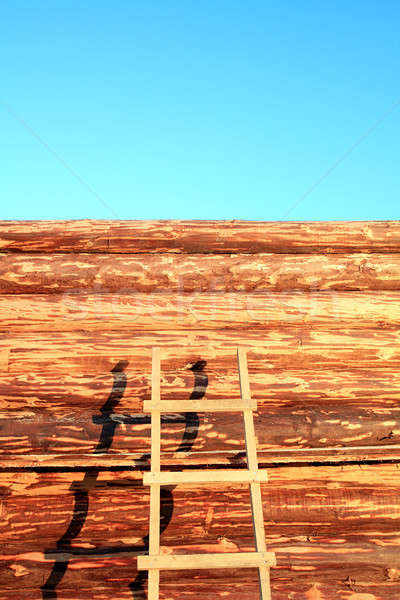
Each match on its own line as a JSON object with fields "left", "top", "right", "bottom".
{"left": 1, "top": 253, "right": 400, "bottom": 294}
{"left": 0, "top": 220, "right": 399, "bottom": 599}
{"left": 1, "top": 219, "right": 400, "bottom": 253}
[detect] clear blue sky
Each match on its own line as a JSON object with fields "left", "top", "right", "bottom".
{"left": 1, "top": 1, "right": 399, "bottom": 221}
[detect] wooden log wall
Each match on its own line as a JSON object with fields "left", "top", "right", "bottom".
{"left": 1, "top": 219, "right": 400, "bottom": 599}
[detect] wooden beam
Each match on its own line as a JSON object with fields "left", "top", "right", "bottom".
{"left": 1, "top": 220, "right": 399, "bottom": 254}
{"left": 4, "top": 328, "right": 400, "bottom": 375}
{"left": 137, "top": 551, "right": 276, "bottom": 571}
{"left": 1, "top": 253, "right": 400, "bottom": 294}
{"left": 1, "top": 367, "right": 400, "bottom": 413}
{"left": 238, "top": 348, "right": 272, "bottom": 600}
{"left": 4, "top": 291, "right": 400, "bottom": 332}
{"left": 143, "top": 470, "right": 269, "bottom": 485}
{"left": 143, "top": 398, "right": 256, "bottom": 413}
{"left": 148, "top": 348, "right": 161, "bottom": 599}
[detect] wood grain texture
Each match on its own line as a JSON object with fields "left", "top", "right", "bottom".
{"left": 142, "top": 471, "right": 269, "bottom": 484}
{"left": 2, "top": 328, "right": 400, "bottom": 375}
{"left": 1, "top": 219, "right": 400, "bottom": 599}
{"left": 137, "top": 552, "right": 276, "bottom": 570}
{"left": 1, "top": 359, "right": 399, "bottom": 465}
{"left": 3, "top": 291, "right": 400, "bottom": 331}
{"left": 0, "top": 350, "right": 8, "bottom": 371}
{"left": 2, "top": 253, "right": 400, "bottom": 294}
{"left": 0, "top": 583, "right": 399, "bottom": 600}
{"left": 0, "top": 406, "right": 398, "bottom": 464}
{"left": 2, "top": 368, "right": 400, "bottom": 415}
{"left": 1, "top": 219, "right": 400, "bottom": 253}
{"left": 1, "top": 465, "right": 399, "bottom": 597}
{"left": 3, "top": 446, "right": 400, "bottom": 468}
{"left": 1, "top": 583, "right": 400, "bottom": 600}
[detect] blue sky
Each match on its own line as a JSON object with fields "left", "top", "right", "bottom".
{"left": 1, "top": 1, "right": 399, "bottom": 221}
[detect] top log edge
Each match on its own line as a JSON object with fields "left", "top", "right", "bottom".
{"left": 0, "top": 219, "right": 399, "bottom": 254}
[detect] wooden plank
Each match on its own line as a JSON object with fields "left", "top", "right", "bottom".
{"left": 143, "top": 470, "right": 269, "bottom": 485}
{"left": 150, "top": 348, "right": 161, "bottom": 599}
{"left": 2, "top": 253, "right": 400, "bottom": 295}
{"left": 243, "top": 412, "right": 259, "bottom": 472}
{"left": 3, "top": 328, "right": 400, "bottom": 375}
{"left": 144, "top": 398, "right": 256, "bottom": 412}
{"left": 238, "top": 347, "right": 251, "bottom": 402}
{"left": 148, "top": 482, "right": 160, "bottom": 599}
{"left": 150, "top": 349, "right": 161, "bottom": 472}
{"left": 148, "top": 348, "right": 161, "bottom": 599}
{"left": 5, "top": 290, "right": 400, "bottom": 332}
{"left": 149, "top": 483, "right": 160, "bottom": 546}
{"left": 152, "top": 348, "right": 161, "bottom": 405}
{"left": 238, "top": 348, "right": 271, "bottom": 600}
{"left": 1, "top": 219, "right": 400, "bottom": 254}
{"left": 137, "top": 551, "right": 276, "bottom": 571}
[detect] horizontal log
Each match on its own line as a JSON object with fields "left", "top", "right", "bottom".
{"left": 2, "top": 291, "right": 400, "bottom": 331}
{"left": 0, "top": 402, "right": 399, "bottom": 464}
{"left": 1, "top": 220, "right": 400, "bottom": 254}
{"left": 1, "top": 253, "right": 400, "bottom": 294}
{"left": 1, "top": 368, "right": 400, "bottom": 416}
{"left": 2, "top": 329, "right": 400, "bottom": 375}
{"left": 3, "top": 445, "right": 400, "bottom": 467}
{"left": 1, "top": 465, "right": 399, "bottom": 592}
{"left": 0, "top": 582, "right": 398, "bottom": 600}
{"left": 7, "top": 538, "right": 393, "bottom": 591}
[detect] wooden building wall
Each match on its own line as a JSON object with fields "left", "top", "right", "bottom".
{"left": 1, "top": 219, "right": 400, "bottom": 599}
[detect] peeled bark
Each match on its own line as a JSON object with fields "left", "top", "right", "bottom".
{"left": 2, "top": 328, "right": 400, "bottom": 375}
{"left": 1, "top": 291, "right": 400, "bottom": 331}
{"left": 1, "top": 219, "right": 400, "bottom": 254}
{"left": 1, "top": 220, "right": 400, "bottom": 599}
{"left": 1, "top": 253, "right": 400, "bottom": 294}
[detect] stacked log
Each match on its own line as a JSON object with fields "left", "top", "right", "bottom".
{"left": 0, "top": 220, "right": 400, "bottom": 599}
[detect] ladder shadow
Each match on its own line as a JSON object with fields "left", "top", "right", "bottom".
{"left": 41, "top": 359, "right": 208, "bottom": 600}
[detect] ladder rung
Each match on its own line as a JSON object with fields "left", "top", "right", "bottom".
{"left": 143, "top": 398, "right": 256, "bottom": 413}
{"left": 137, "top": 551, "right": 276, "bottom": 571}
{"left": 143, "top": 469, "right": 268, "bottom": 485}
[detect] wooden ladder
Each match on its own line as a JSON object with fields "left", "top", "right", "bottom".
{"left": 137, "top": 347, "right": 276, "bottom": 599}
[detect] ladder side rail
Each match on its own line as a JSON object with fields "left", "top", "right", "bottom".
{"left": 148, "top": 347, "right": 161, "bottom": 600}
{"left": 238, "top": 347, "right": 272, "bottom": 600}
